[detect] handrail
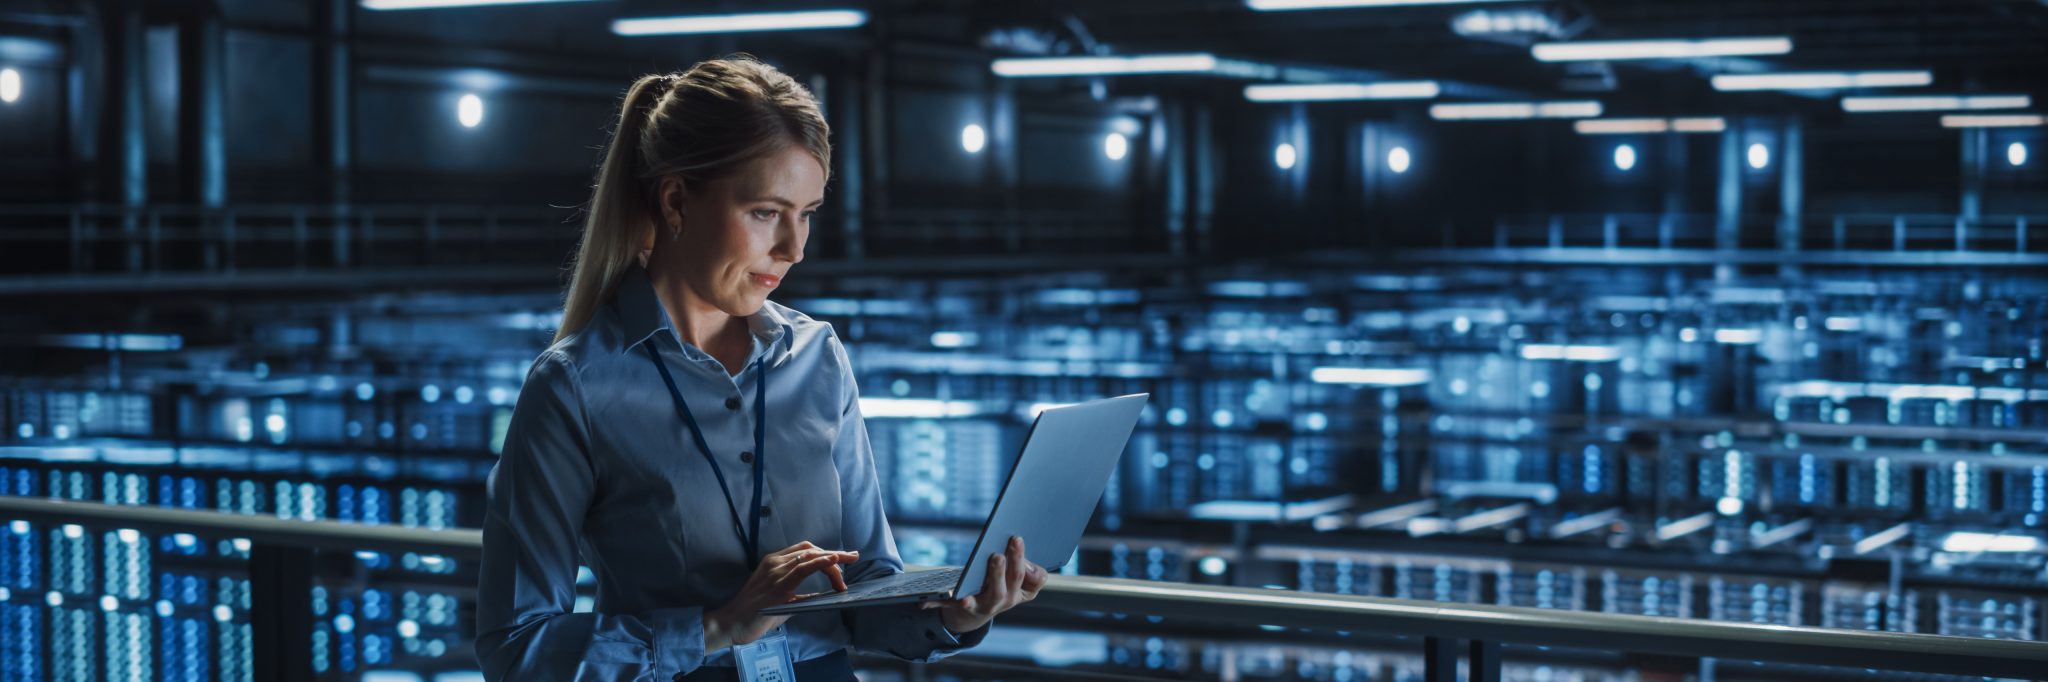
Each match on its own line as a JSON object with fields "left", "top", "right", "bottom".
{"left": 2, "top": 496, "right": 2047, "bottom": 679}
{"left": 0, "top": 496, "right": 481, "bottom": 557}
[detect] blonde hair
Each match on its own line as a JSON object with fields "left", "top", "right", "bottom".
{"left": 553, "top": 55, "right": 831, "bottom": 344}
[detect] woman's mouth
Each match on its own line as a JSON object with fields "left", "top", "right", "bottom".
{"left": 750, "top": 272, "right": 781, "bottom": 289}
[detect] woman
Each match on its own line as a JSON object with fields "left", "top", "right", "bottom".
{"left": 475, "top": 56, "right": 1048, "bottom": 681}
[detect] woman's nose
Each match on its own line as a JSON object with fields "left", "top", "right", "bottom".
{"left": 772, "top": 219, "right": 807, "bottom": 264}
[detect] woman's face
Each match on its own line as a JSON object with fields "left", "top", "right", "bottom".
{"left": 651, "top": 144, "right": 824, "bottom": 317}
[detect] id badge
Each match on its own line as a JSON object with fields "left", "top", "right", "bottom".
{"left": 733, "top": 627, "right": 795, "bottom": 682}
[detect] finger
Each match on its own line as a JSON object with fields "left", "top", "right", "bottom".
{"left": 823, "top": 562, "right": 847, "bottom": 592}
{"left": 1005, "top": 538, "right": 1027, "bottom": 595}
{"left": 772, "top": 541, "right": 818, "bottom": 557}
{"left": 1020, "top": 562, "right": 1050, "bottom": 596}
{"left": 777, "top": 548, "right": 817, "bottom": 569}
{"left": 766, "top": 548, "right": 804, "bottom": 569}
{"left": 979, "top": 553, "right": 1007, "bottom": 613}
{"left": 781, "top": 554, "right": 846, "bottom": 588}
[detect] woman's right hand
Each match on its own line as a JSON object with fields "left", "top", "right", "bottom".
{"left": 703, "top": 541, "right": 859, "bottom": 651}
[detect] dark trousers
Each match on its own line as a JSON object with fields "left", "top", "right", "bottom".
{"left": 676, "top": 649, "right": 855, "bottom": 682}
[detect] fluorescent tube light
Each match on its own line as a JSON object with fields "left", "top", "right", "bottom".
{"left": 362, "top": 0, "right": 597, "bottom": 9}
{"left": 1430, "top": 101, "right": 1602, "bottom": 120}
{"left": 1940, "top": 114, "right": 2046, "bottom": 128}
{"left": 1309, "top": 367, "right": 1431, "bottom": 386}
{"left": 1575, "top": 118, "right": 1669, "bottom": 134}
{"left": 991, "top": 53, "right": 1220, "bottom": 77}
{"left": 1940, "top": 532, "right": 2042, "bottom": 554}
{"left": 1573, "top": 117, "right": 1726, "bottom": 134}
{"left": 613, "top": 10, "right": 867, "bottom": 36}
{"left": 1672, "top": 117, "right": 1726, "bottom": 132}
{"left": 1249, "top": 0, "right": 1525, "bottom": 9}
{"left": 1532, "top": 36, "right": 1791, "bottom": 62}
{"left": 1711, "top": 70, "right": 1931, "bottom": 91}
{"left": 1244, "top": 81, "right": 1441, "bottom": 102}
{"left": 1841, "top": 94, "right": 2030, "bottom": 113}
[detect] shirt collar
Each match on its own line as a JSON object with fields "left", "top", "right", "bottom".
{"left": 613, "top": 263, "right": 794, "bottom": 367}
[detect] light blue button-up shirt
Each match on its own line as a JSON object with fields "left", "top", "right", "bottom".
{"left": 475, "top": 264, "right": 987, "bottom": 680}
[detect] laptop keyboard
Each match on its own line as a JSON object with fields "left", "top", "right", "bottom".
{"left": 859, "top": 568, "right": 961, "bottom": 599}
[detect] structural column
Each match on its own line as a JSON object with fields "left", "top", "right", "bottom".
{"left": 1961, "top": 127, "right": 1986, "bottom": 223}
{"left": 98, "top": 0, "right": 148, "bottom": 272}
{"left": 177, "top": 0, "right": 227, "bottom": 208}
{"left": 1778, "top": 117, "right": 1803, "bottom": 278}
{"left": 313, "top": 0, "right": 352, "bottom": 205}
{"left": 1158, "top": 99, "right": 1189, "bottom": 256}
{"left": 1714, "top": 121, "right": 1744, "bottom": 282}
{"left": 991, "top": 77, "right": 1020, "bottom": 252}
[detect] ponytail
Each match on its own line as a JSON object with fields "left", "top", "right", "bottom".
{"left": 554, "top": 74, "right": 667, "bottom": 345}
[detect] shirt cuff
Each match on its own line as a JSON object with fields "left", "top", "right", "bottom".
{"left": 647, "top": 606, "right": 708, "bottom": 677}
{"left": 922, "top": 607, "right": 990, "bottom": 652}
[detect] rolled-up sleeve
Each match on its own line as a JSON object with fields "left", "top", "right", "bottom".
{"left": 475, "top": 350, "right": 712, "bottom": 681}
{"left": 825, "top": 333, "right": 991, "bottom": 662}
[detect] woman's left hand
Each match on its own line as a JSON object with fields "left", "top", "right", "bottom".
{"left": 921, "top": 535, "right": 1048, "bottom": 634}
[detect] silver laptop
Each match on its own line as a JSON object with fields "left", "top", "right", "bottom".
{"left": 761, "top": 393, "right": 1149, "bottom": 614}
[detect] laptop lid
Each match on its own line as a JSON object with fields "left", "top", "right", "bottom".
{"left": 950, "top": 393, "right": 1149, "bottom": 597}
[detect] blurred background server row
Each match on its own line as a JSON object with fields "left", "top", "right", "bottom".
{"left": 1, "top": 0, "right": 2045, "bottom": 680}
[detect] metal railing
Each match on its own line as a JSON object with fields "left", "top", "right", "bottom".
{"left": 2, "top": 496, "right": 2045, "bottom": 680}
{"left": 0, "top": 203, "right": 579, "bottom": 278}
{"left": 1474, "top": 211, "right": 2043, "bottom": 255}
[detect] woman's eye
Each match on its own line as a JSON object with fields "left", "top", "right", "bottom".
{"left": 752, "top": 209, "right": 777, "bottom": 220}
{"left": 800, "top": 211, "right": 817, "bottom": 222}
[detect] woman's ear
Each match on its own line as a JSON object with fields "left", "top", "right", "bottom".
{"left": 657, "top": 175, "right": 690, "bottom": 240}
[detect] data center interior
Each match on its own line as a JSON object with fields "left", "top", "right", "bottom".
{"left": 2, "top": 0, "right": 2047, "bottom": 680}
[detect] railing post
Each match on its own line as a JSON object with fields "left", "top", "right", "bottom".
{"left": 1658, "top": 214, "right": 1673, "bottom": 250}
{"left": 1547, "top": 215, "right": 1562, "bottom": 249}
{"left": 250, "top": 543, "right": 315, "bottom": 682}
{"left": 2017, "top": 216, "right": 2028, "bottom": 254}
{"left": 295, "top": 209, "right": 309, "bottom": 270}
{"left": 1832, "top": 215, "right": 1845, "bottom": 251}
{"left": 1955, "top": 216, "right": 1967, "bottom": 252}
{"left": 1469, "top": 639, "right": 1502, "bottom": 682}
{"left": 1892, "top": 214, "right": 1905, "bottom": 251}
{"left": 1603, "top": 214, "right": 1618, "bottom": 250}
{"left": 1424, "top": 636, "right": 1457, "bottom": 682}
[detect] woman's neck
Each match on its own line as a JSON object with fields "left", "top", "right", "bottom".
{"left": 649, "top": 271, "right": 748, "bottom": 375}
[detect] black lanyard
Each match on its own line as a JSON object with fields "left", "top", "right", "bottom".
{"left": 643, "top": 342, "right": 768, "bottom": 567}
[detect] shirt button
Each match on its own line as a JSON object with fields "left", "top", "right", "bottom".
{"left": 725, "top": 397, "right": 741, "bottom": 410}
{"left": 739, "top": 451, "right": 754, "bottom": 464}
{"left": 759, "top": 505, "right": 773, "bottom": 517}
